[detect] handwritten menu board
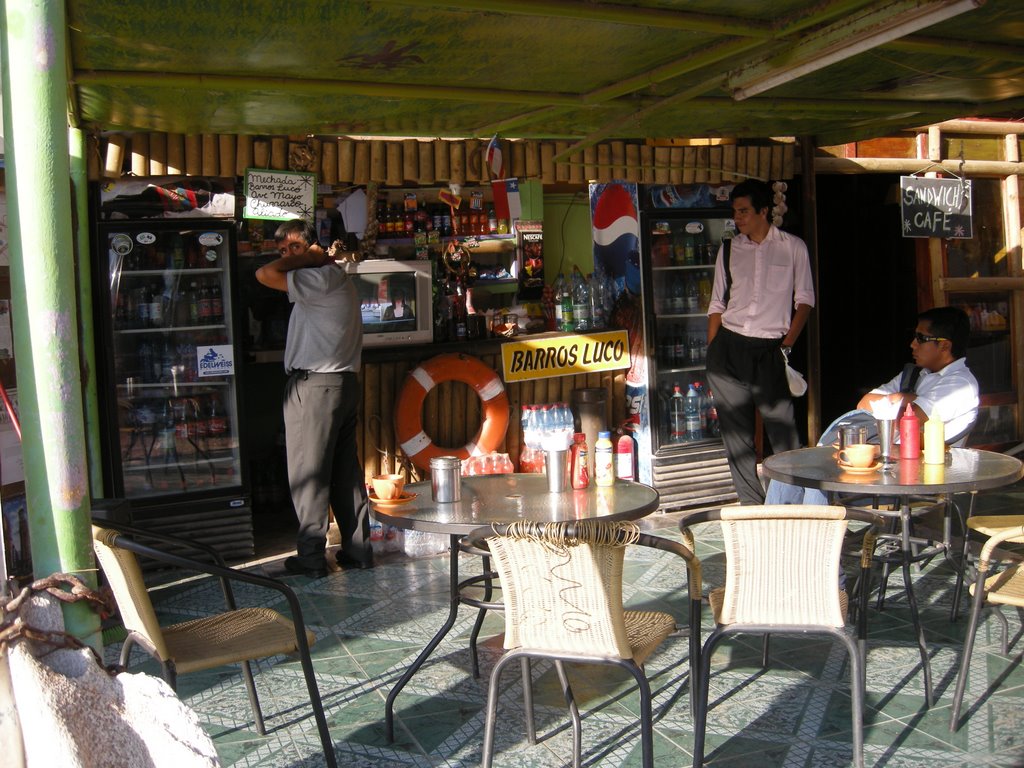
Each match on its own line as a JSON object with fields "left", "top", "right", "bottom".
{"left": 243, "top": 169, "right": 316, "bottom": 221}
{"left": 900, "top": 176, "right": 973, "bottom": 239}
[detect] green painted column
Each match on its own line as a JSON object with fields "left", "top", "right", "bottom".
{"left": 1, "top": 0, "right": 99, "bottom": 648}
{"left": 69, "top": 128, "right": 105, "bottom": 497}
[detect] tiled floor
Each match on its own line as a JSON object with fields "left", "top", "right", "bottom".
{"left": 109, "top": 480, "right": 1024, "bottom": 767}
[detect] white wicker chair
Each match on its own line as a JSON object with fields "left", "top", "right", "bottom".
{"left": 948, "top": 514, "right": 1024, "bottom": 731}
{"left": 679, "top": 505, "right": 882, "bottom": 768}
{"left": 467, "top": 519, "right": 702, "bottom": 768}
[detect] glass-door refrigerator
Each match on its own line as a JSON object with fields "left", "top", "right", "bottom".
{"left": 638, "top": 184, "right": 739, "bottom": 511}
{"left": 94, "top": 182, "right": 252, "bottom": 557}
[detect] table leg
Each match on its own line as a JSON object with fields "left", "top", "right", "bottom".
{"left": 899, "top": 503, "right": 934, "bottom": 706}
{"left": 386, "top": 533, "right": 462, "bottom": 743}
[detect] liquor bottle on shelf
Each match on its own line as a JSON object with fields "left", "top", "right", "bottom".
{"left": 210, "top": 280, "right": 223, "bottom": 324}
{"left": 552, "top": 273, "right": 567, "bottom": 328}
{"left": 149, "top": 283, "right": 165, "bottom": 328}
{"left": 197, "top": 281, "right": 213, "bottom": 324}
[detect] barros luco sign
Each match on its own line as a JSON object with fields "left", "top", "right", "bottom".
{"left": 501, "top": 330, "right": 630, "bottom": 382}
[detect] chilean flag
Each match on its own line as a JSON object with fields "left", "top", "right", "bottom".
{"left": 491, "top": 178, "right": 521, "bottom": 223}
{"left": 485, "top": 135, "right": 505, "bottom": 180}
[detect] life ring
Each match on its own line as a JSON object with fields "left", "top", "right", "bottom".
{"left": 395, "top": 353, "right": 509, "bottom": 470}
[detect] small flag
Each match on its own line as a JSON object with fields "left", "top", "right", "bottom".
{"left": 491, "top": 178, "right": 522, "bottom": 223}
{"left": 485, "top": 135, "right": 505, "bottom": 180}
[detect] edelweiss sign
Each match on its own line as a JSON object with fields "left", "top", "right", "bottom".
{"left": 197, "top": 345, "right": 235, "bottom": 378}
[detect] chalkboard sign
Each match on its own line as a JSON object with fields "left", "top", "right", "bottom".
{"left": 900, "top": 176, "right": 972, "bottom": 239}
{"left": 243, "top": 169, "right": 316, "bottom": 221}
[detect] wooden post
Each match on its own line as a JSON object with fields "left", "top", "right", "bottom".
{"left": 219, "top": 134, "right": 236, "bottom": 178}
{"left": 253, "top": 138, "right": 270, "bottom": 169}
{"left": 682, "top": 147, "right": 696, "bottom": 184}
{"left": 757, "top": 145, "right": 771, "bottom": 181}
{"left": 654, "top": 146, "right": 670, "bottom": 184}
{"left": 104, "top": 134, "right": 125, "bottom": 178}
{"left": 640, "top": 145, "right": 654, "bottom": 183}
{"left": 525, "top": 141, "right": 541, "bottom": 180}
{"left": 782, "top": 144, "right": 795, "bottom": 179}
{"left": 433, "top": 139, "right": 450, "bottom": 181}
{"left": 669, "top": 146, "right": 683, "bottom": 184}
{"left": 694, "top": 145, "right": 709, "bottom": 183}
{"left": 583, "top": 146, "right": 597, "bottom": 181}
{"left": 385, "top": 142, "right": 402, "bottom": 186}
{"left": 202, "top": 134, "right": 218, "bottom": 176}
{"left": 130, "top": 133, "right": 148, "bottom": 177}
{"left": 708, "top": 145, "right": 722, "bottom": 184}
{"left": 465, "top": 139, "right": 482, "bottom": 182}
{"left": 770, "top": 144, "right": 784, "bottom": 181}
{"left": 568, "top": 148, "right": 585, "bottom": 184}
{"left": 167, "top": 133, "right": 185, "bottom": 174}
{"left": 338, "top": 139, "right": 355, "bottom": 182}
{"left": 321, "top": 139, "right": 338, "bottom": 185}
{"left": 270, "top": 136, "right": 287, "bottom": 170}
{"left": 403, "top": 139, "right": 419, "bottom": 182}
{"left": 596, "top": 143, "right": 611, "bottom": 183}
{"left": 354, "top": 141, "right": 370, "bottom": 184}
{"left": 610, "top": 141, "right": 625, "bottom": 180}
{"left": 723, "top": 144, "right": 737, "bottom": 181}
{"left": 625, "top": 143, "right": 640, "bottom": 183}
{"left": 511, "top": 140, "right": 527, "bottom": 178}
{"left": 449, "top": 141, "right": 465, "bottom": 184}
{"left": 185, "top": 134, "right": 202, "bottom": 175}
{"left": 541, "top": 142, "right": 557, "bottom": 184}
{"left": 236, "top": 135, "right": 253, "bottom": 176}
{"left": 418, "top": 140, "right": 434, "bottom": 184}
{"left": 148, "top": 133, "right": 167, "bottom": 176}
{"left": 370, "top": 140, "right": 387, "bottom": 183}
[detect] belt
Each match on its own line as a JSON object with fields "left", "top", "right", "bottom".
{"left": 719, "top": 326, "right": 784, "bottom": 348}
{"left": 289, "top": 369, "right": 355, "bottom": 380}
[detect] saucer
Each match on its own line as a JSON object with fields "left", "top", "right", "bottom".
{"left": 369, "top": 491, "right": 417, "bottom": 507}
{"left": 837, "top": 461, "right": 881, "bottom": 474}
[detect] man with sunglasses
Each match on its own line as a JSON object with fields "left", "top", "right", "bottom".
{"left": 765, "top": 305, "right": 979, "bottom": 506}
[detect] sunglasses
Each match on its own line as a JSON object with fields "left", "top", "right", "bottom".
{"left": 913, "top": 332, "right": 948, "bottom": 344}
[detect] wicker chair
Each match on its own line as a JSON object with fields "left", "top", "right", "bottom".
{"left": 92, "top": 521, "right": 337, "bottom": 768}
{"left": 679, "top": 505, "right": 882, "bottom": 768}
{"left": 467, "top": 519, "right": 702, "bottom": 768}
{"left": 948, "top": 514, "right": 1024, "bottom": 732}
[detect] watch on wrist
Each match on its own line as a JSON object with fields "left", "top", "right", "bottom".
{"left": 781, "top": 345, "right": 793, "bottom": 358}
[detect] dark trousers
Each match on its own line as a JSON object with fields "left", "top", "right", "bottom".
{"left": 706, "top": 327, "right": 801, "bottom": 505}
{"left": 284, "top": 370, "right": 370, "bottom": 568}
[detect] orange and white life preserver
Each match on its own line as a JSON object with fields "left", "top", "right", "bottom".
{"left": 395, "top": 353, "right": 509, "bottom": 470}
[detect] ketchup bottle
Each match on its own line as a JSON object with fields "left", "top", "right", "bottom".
{"left": 570, "top": 432, "right": 589, "bottom": 490}
{"left": 899, "top": 402, "right": 921, "bottom": 460}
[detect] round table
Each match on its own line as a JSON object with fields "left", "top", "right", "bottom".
{"left": 762, "top": 446, "right": 1023, "bottom": 705}
{"left": 372, "top": 473, "right": 661, "bottom": 741}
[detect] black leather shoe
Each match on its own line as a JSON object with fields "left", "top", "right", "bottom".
{"left": 335, "top": 551, "right": 374, "bottom": 570}
{"left": 284, "top": 556, "right": 327, "bottom": 579}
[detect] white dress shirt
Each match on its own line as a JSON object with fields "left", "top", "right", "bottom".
{"left": 707, "top": 225, "right": 815, "bottom": 339}
{"left": 871, "top": 357, "right": 980, "bottom": 441}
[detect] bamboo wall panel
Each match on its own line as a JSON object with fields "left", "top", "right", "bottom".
{"left": 88, "top": 133, "right": 804, "bottom": 187}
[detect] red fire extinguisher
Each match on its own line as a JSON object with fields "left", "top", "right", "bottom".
{"left": 615, "top": 421, "right": 637, "bottom": 481}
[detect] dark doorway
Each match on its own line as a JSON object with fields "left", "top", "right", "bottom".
{"left": 814, "top": 174, "right": 920, "bottom": 431}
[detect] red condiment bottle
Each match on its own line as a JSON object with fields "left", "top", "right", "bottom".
{"left": 899, "top": 402, "right": 921, "bottom": 460}
{"left": 570, "top": 432, "right": 589, "bottom": 490}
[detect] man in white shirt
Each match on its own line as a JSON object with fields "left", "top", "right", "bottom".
{"left": 706, "top": 179, "right": 815, "bottom": 505}
{"left": 765, "top": 305, "right": 980, "bottom": 505}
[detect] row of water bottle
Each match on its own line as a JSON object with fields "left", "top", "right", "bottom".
{"left": 552, "top": 267, "right": 615, "bottom": 333}
{"left": 521, "top": 402, "right": 575, "bottom": 451}
{"left": 668, "top": 381, "right": 720, "bottom": 443}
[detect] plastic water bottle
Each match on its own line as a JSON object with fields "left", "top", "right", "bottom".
{"left": 670, "top": 385, "right": 686, "bottom": 443}
{"left": 684, "top": 385, "right": 702, "bottom": 441}
{"left": 552, "top": 273, "right": 567, "bottom": 327}
{"left": 572, "top": 267, "right": 592, "bottom": 331}
{"left": 705, "top": 388, "right": 720, "bottom": 437}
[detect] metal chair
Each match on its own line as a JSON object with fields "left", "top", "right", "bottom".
{"left": 91, "top": 521, "right": 337, "bottom": 768}
{"left": 680, "top": 505, "right": 882, "bottom": 768}
{"left": 467, "top": 519, "right": 702, "bottom": 768}
{"left": 948, "top": 514, "right": 1024, "bottom": 732}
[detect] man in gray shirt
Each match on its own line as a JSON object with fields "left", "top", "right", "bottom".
{"left": 256, "top": 219, "right": 371, "bottom": 578}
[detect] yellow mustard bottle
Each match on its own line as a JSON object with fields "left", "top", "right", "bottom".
{"left": 594, "top": 431, "right": 615, "bottom": 487}
{"left": 923, "top": 414, "right": 945, "bottom": 464}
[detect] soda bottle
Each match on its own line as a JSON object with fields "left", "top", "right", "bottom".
{"left": 561, "top": 288, "right": 574, "bottom": 332}
{"left": 706, "top": 388, "right": 721, "bottom": 438}
{"left": 198, "top": 280, "right": 213, "bottom": 324}
{"left": 684, "top": 384, "right": 702, "bottom": 441}
{"left": 487, "top": 206, "right": 498, "bottom": 234}
{"left": 670, "top": 274, "right": 685, "bottom": 313}
{"left": 188, "top": 281, "right": 201, "bottom": 325}
{"left": 674, "top": 327, "right": 687, "bottom": 368}
{"left": 670, "top": 385, "right": 686, "bottom": 443}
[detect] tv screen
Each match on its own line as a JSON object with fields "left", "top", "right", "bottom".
{"left": 343, "top": 259, "right": 432, "bottom": 346}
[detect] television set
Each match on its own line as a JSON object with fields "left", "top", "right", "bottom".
{"left": 342, "top": 259, "right": 433, "bottom": 347}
